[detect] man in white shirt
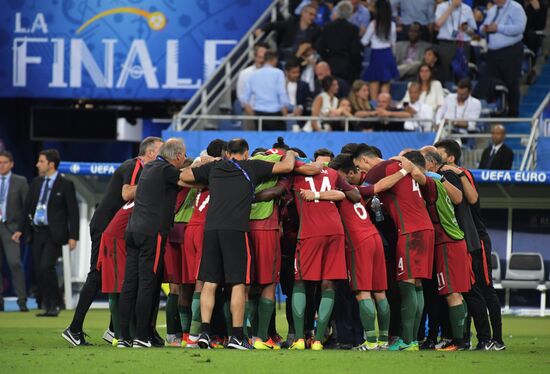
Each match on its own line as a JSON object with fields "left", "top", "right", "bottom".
{"left": 436, "top": 78, "right": 481, "bottom": 134}
{"left": 435, "top": 0, "right": 477, "bottom": 82}
{"left": 402, "top": 83, "right": 434, "bottom": 132}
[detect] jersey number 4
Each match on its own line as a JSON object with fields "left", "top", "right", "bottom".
{"left": 412, "top": 180, "right": 422, "bottom": 198}
{"left": 305, "top": 176, "right": 332, "bottom": 203}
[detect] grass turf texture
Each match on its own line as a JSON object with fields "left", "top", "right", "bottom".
{"left": 0, "top": 309, "right": 549, "bottom": 373}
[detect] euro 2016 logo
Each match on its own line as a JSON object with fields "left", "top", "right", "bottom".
{"left": 77, "top": 8, "right": 167, "bottom": 34}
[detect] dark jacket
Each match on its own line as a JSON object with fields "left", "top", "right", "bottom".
{"left": 262, "top": 17, "right": 321, "bottom": 52}
{"left": 4, "top": 173, "right": 29, "bottom": 233}
{"left": 315, "top": 19, "right": 362, "bottom": 82}
{"left": 478, "top": 143, "right": 514, "bottom": 170}
{"left": 19, "top": 174, "right": 80, "bottom": 245}
{"left": 292, "top": 80, "right": 314, "bottom": 112}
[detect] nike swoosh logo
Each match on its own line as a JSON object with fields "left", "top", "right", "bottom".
{"left": 438, "top": 286, "right": 445, "bottom": 291}
{"left": 397, "top": 271, "right": 405, "bottom": 276}
{"left": 74, "top": 339, "right": 80, "bottom": 344}
{"left": 234, "top": 339, "right": 242, "bottom": 345}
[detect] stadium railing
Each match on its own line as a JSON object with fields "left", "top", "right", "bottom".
{"left": 501, "top": 252, "right": 547, "bottom": 317}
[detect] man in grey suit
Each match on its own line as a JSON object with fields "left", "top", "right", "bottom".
{"left": 394, "top": 23, "right": 432, "bottom": 79}
{"left": 0, "top": 151, "right": 28, "bottom": 311}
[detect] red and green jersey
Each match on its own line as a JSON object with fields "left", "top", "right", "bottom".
{"left": 364, "top": 160, "right": 433, "bottom": 235}
{"left": 292, "top": 167, "right": 350, "bottom": 239}
{"left": 187, "top": 189, "right": 209, "bottom": 226}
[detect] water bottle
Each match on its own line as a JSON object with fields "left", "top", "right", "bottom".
{"left": 371, "top": 195, "right": 384, "bottom": 222}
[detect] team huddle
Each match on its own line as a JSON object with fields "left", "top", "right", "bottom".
{"left": 62, "top": 135, "right": 504, "bottom": 351}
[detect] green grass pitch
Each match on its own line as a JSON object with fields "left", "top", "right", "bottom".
{"left": 0, "top": 308, "right": 549, "bottom": 373}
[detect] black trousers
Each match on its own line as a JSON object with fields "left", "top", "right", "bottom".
{"left": 70, "top": 229, "right": 102, "bottom": 332}
{"left": 463, "top": 249, "right": 492, "bottom": 342}
{"left": 479, "top": 234, "right": 503, "bottom": 343}
{"left": 255, "top": 111, "right": 286, "bottom": 131}
{"left": 32, "top": 227, "right": 62, "bottom": 310}
{"left": 487, "top": 42, "right": 523, "bottom": 117}
{"left": 119, "top": 232, "right": 166, "bottom": 341}
{"left": 421, "top": 277, "right": 451, "bottom": 342}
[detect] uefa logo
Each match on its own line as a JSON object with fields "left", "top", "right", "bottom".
{"left": 70, "top": 163, "right": 81, "bottom": 174}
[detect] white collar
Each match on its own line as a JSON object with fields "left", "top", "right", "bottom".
{"left": 492, "top": 143, "right": 504, "bottom": 152}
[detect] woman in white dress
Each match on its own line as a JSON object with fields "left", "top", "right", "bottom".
{"left": 304, "top": 76, "right": 340, "bottom": 131}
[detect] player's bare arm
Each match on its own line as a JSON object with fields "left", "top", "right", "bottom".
{"left": 121, "top": 184, "right": 137, "bottom": 201}
{"left": 441, "top": 177, "right": 463, "bottom": 205}
{"left": 272, "top": 151, "right": 297, "bottom": 174}
{"left": 440, "top": 165, "right": 479, "bottom": 204}
{"left": 300, "top": 189, "right": 345, "bottom": 202}
{"left": 294, "top": 162, "right": 323, "bottom": 176}
{"left": 254, "top": 185, "right": 286, "bottom": 202}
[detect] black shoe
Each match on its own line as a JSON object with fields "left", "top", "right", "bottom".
{"left": 17, "top": 300, "right": 29, "bottom": 312}
{"left": 117, "top": 339, "right": 133, "bottom": 348}
{"left": 492, "top": 340, "right": 506, "bottom": 351}
{"left": 36, "top": 306, "right": 60, "bottom": 317}
{"left": 227, "top": 336, "right": 254, "bottom": 350}
{"left": 420, "top": 339, "right": 436, "bottom": 350}
{"left": 475, "top": 340, "right": 495, "bottom": 351}
{"left": 151, "top": 330, "right": 164, "bottom": 347}
{"left": 62, "top": 327, "right": 91, "bottom": 346}
{"left": 132, "top": 338, "right": 152, "bottom": 348}
{"left": 197, "top": 332, "right": 213, "bottom": 349}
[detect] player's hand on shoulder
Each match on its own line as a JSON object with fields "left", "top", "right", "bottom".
{"left": 300, "top": 189, "right": 315, "bottom": 201}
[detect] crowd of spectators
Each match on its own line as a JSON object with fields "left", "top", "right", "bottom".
{"left": 236, "top": 0, "right": 548, "bottom": 133}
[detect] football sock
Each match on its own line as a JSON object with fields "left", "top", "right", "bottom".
{"left": 268, "top": 311, "right": 277, "bottom": 337}
{"left": 257, "top": 298, "right": 275, "bottom": 341}
{"left": 315, "top": 289, "right": 335, "bottom": 342}
{"left": 376, "top": 298, "right": 390, "bottom": 343}
{"left": 201, "top": 323, "right": 211, "bottom": 335}
{"left": 462, "top": 299, "right": 470, "bottom": 338}
{"left": 292, "top": 282, "right": 306, "bottom": 339}
{"left": 108, "top": 293, "right": 120, "bottom": 339}
{"left": 449, "top": 303, "right": 465, "bottom": 345}
{"left": 398, "top": 281, "right": 418, "bottom": 345}
{"left": 165, "top": 293, "right": 179, "bottom": 335}
{"left": 223, "top": 299, "right": 233, "bottom": 336}
{"left": 413, "top": 286, "right": 424, "bottom": 342}
{"left": 233, "top": 327, "right": 244, "bottom": 341}
{"left": 358, "top": 298, "right": 377, "bottom": 343}
{"left": 178, "top": 304, "right": 191, "bottom": 334}
{"left": 189, "top": 292, "right": 201, "bottom": 336}
{"left": 246, "top": 298, "right": 259, "bottom": 337}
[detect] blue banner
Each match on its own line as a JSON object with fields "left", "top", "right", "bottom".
{"left": 0, "top": 0, "right": 270, "bottom": 100}
{"left": 59, "top": 162, "right": 120, "bottom": 175}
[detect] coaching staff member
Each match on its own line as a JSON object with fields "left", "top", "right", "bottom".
{"left": 62, "top": 136, "right": 163, "bottom": 346}
{"left": 14, "top": 149, "right": 79, "bottom": 317}
{"left": 0, "top": 151, "right": 29, "bottom": 312}
{"left": 117, "top": 138, "right": 187, "bottom": 348}
{"left": 180, "top": 138, "right": 296, "bottom": 350}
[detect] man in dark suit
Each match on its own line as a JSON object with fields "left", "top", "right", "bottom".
{"left": 285, "top": 58, "right": 313, "bottom": 116}
{"left": 313, "top": 61, "right": 351, "bottom": 98}
{"left": 478, "top": 124, "right": 514, "bottom": 170}
{"left": 315, "top": 1, "right": 362, "bottom": 83}
{"left": 13, "top": 149, "right": 79, "bottom": 317}
{"left": 0, "top": 151, "right": 29, "bottom": 312}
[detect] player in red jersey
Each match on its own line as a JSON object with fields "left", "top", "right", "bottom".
{"left": 289, "top": 153, "right": 359, "bottom": 351}
{"left": 330, "top": 153, "right": 419, "bottom": 350}
{"left": 181, "top": 140, "right": 227, "bottom": 347}
{"left": 355, "top": 144, "right": 435, "bottom": 351}
{"left": 401, "top": 151, "right": 471, "bottom": 351}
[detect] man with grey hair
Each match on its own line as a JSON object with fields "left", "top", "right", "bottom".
{"left": 316, "top": 1, "right": 362, "bottom": 83}
{"left": 63, "top": 136, "right": 163, "bottom": 347}
{"left": 117, "top": 138, "right": 187, "bottom": 348}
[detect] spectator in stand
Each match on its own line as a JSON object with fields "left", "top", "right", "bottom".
{"left": 394, "top": 22, "right": 432, "bottom": 79}
{"left": 370, "top": 92, "right": 412, "bottom": 131}
{"left": 400, "top": 83, "right": 435, "bottom": 132}
{"left": 522, "top": 0, "right": 548, "bottom": 83}
{"left": 237, "top": 43, "right": 269, "bottom": 108}
{"left": 391, "top": 0, "right": 436, "bottom": 41}
{"left": 285, "top": 58, "right": 313, "bottom": 119}
{"left": 296, "top": 42, "right": 319, "bottom": 92}
{"left": 480, "top": 0, "right": 527, "bottom": 116}
{"left": 316, "top": 1, "right": 363, "bottom": 83}
{"left": 255, "top": 4, "right": 321, "bottom": 62}
{"left": 478, "top": 124, "right": 514, "bottom": 170}
{"left": 332, "top": 98, "right": 355, "bottom": 131}
{"left": 243, "top": 51, "right": 290, "bottom": 131}
{"left": 361, "top": 0, "right": 399, "bottom": 100}
{"left": 422, "top": 47, "right": 446, "bottom": 82}
{"left": 436, "top": 78, "right": 482, "bottom": 135}
{"left": 348, "top": 79, "right": 377, "bottom": 117}
{"left": 294, "top": 0, "right": 333, "bottom": 27}
{"left": 401, "top": 64, "right": 445, "bottom": 115}
{"left": 435, "top": 0, "right": 477, "bottom": 82}
{"left": 313, "top": 61, "right": 351, "bottom": 98}
{"left": 304, "top": 75, "right": 340, "bottom": 131}
{"left": 345, "top": 0, "right": 372, "bottom": 36}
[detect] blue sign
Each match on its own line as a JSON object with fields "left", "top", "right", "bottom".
{"left": 0, "top": 0, "right": 270, "bottom": 100}
{"left": 59, "top": 162, "right": 120, "bottom": 175}
{"left": 470, "top": 169, "right": 550, "bottom": 185}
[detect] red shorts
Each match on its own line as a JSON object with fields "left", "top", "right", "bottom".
{"left": 249, "top": 230, "right": 281, "bottom": 285}
{"left": 163, "top": 241, "right": 183, "bottom": 283}
{"left": 294, "top": 235, "right": 346, "bottom": 281}
{"left": 435, "top": 240, "right": 472, "bottom": 295}
{"left": 182, "top": 225, "right": 204, "bottom": 284}
{"left": 346, "top": 233, "right": 387, "bottom": 291}
{"left": 395, "top": 229, "right": 434, "bottom": 281}
{"left": 97, "top": 234, "right": 126, "bottom": 293}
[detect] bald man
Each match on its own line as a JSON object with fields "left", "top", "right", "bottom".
{"left": 313, "top": 61, "right": 350, "bottom": 98}
{"left": 478, "top": 125, "right": 514, "bottom": 170}
{"left": 370, "top": 93, "right": 411, "bottom": 131}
